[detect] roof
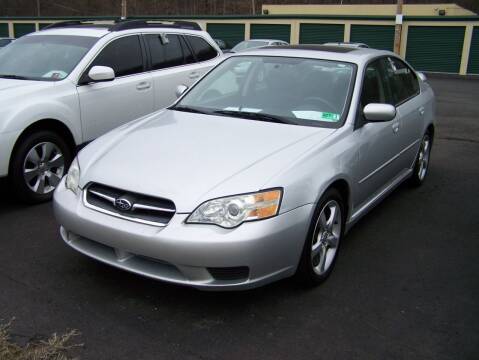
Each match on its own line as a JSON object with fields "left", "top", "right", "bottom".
{"left": 28, "top": 20, "right": 204, "bottom": 38}
{"left": 229, "top": 45, "right": 392, "bottom": 65}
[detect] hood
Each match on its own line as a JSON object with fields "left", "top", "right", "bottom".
{"left": 79, "top": 110, "right": 335, "bottom": 212}
{"left": 0, "top": 78, "right": 54, "bottom": 102}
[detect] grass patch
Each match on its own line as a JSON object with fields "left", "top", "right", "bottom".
{"left": 0, "top": 319, "right": 82, "bottom": 360}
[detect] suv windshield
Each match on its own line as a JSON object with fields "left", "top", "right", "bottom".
{"left": 0, "top": 35, "right": 98, "bottom": 81}
{"left": 174, "top": 56, "right": 356, "bottom": 128}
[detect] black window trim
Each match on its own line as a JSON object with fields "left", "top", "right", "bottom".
{"left": 77, "top": 33, "right": 147, "bottom": 86}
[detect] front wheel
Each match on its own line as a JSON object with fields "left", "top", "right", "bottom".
{"left": 296, "top": 188, "right": 345, "bottom": 285}
{"left": 9, "top": 130, "right": 72, "bottom": 203}
{"left": 409, "top": 132, "right": 432, "bottom": 187}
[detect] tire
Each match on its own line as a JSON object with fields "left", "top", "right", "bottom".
{"left": 9, "top": 130, "right": 73, "bottom": 203}
{"left": 409, "top": 131, "right": 432, "bottom": 187}
{"left": 296, "top": 188, "right": 345, "bottom": 286}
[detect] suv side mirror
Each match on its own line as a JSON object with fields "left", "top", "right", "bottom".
{"left": 88, "top": 66, "right": 115, "bottom": 82}
{"left": 363, "top": 103, "right": 396, "bottom": 122}
{"left": 175, "top": 84, "right": 188, "bottom": 98}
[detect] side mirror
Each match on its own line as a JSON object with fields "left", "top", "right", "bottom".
{"left": 88, "top": 66, "right": 115, "bottom": 82}
{"left": 175, "top": 84, "right": 188, "bottom": 98}
{"left": 417, "top": 72, "right": 427, "bottom": 82}
{"left": 363, "top": 103, "right": 396, "bottom": 122}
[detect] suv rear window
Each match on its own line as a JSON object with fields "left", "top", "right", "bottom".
{"left": 185, "top": 36, "right": 217, "bottom": 62}
{"left": 146, "top": 34, "right": 185, "bottom": 70}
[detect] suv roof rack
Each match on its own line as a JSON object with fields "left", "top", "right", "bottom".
{"left": 110, "top": 19, "right": 202, "bottom": 31}
{"left": 41, "top": 20, "right": 97, "bottom": 30}
{"left": 41, "top": 19, "right": 202, "bottom": 32}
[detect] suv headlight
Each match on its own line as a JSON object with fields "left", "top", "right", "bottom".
{"left": 186, "top": 189, "right": 282, "bottom": 228}
{"left": 65, "top": 158, "right": 80, "bottom": 194}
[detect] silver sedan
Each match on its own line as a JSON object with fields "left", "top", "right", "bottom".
{"left": 54, "top": 45, "right": 435, "bottom": 290}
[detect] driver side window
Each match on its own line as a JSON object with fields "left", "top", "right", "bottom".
{"left": 361, "top": 59, "right": 390, "bottom": 106}
{"left": 81, "top": 35, "right": 144, "bottom": 84}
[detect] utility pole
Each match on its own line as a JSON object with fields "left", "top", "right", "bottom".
{"left": 36, "top": 0, "right": 41, "bottom": 17}
{"left": 251, "top": 0, "right": 255, "bottom": 15}
{"left": 121, "top": 0, "right": 127, "bottom": 19}
{"left": 393, "top": 0, "right": 403, "bottom": 55}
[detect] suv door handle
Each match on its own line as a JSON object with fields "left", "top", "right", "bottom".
{"left": 392, "top": 121, "right": 400, "bottom": 134}
{"left": 136, "top": 81, "right": 151, "bottom": 91}
{"left": 189, "top": 71, "right": 200, "bottom": 79}
{"left": 418, "top": 106, "right": 425, "bottom": 116}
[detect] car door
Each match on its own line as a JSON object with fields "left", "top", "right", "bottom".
{"left": 145, "top": 33, "right": 219, "bottom": 110}
{"left": 353, "top": 57, "right": 405, "bottom": 208}
{"left": 77, "top": 34, "right": 154, "bottom": 141}
{"left": 383, "top": 57, "right": 423, "bottom": 170}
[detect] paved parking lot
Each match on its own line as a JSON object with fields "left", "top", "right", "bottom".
{"left": 0, "top": 77, "right": 478, "bottom": 360}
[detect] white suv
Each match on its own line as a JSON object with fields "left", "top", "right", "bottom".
{"left": 0, "top": 20, "right": 222, "bottom": 202}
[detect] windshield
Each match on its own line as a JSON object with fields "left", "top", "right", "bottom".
{"left": 174, "top": 56, "right": 356, "bottom": 128}
{"left": 0, "top": 35, "right": 98, "bottom": 81}
{"left": 232, "top": 41, "right": 269, "bottom": 52}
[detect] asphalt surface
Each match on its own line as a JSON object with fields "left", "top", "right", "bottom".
{"left": 0, "top": 77, "right": 478, "bottom": 360}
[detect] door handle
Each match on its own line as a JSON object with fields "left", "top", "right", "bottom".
{"left": 136, "top": 81, "right": 151, "bottom": 90}
{"left": 189, "top": 71, "right": 200, "bottom": 79}
{"left": 392, "top": 122, "right": 400, "bottom": 134}
{"left": 418, "top": 106, "right": 425, "bottom": 116}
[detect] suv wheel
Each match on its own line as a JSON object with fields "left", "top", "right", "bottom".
{"left": 296, "top": 188, "right": 345, "bottom": 285}
{"left": 9, "top": 130, "right": 72, "bottom": 203}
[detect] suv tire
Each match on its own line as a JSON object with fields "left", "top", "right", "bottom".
{"left": 9, "top": 130, "right": 72, "bottom": 203}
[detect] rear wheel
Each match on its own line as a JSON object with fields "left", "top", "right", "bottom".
{"left": 296, "top": 188, "right": 345, "bottom": 285}
{"left": 9, "top": 130, "right": 72, "bottom": 203}
{"left": 409, "top": 131, "right": 432, "bottom": 187}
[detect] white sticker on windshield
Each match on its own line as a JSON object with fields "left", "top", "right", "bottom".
{"left": 292, "top": 111, "right": 340, "bottom": 122}
{"left": 223, "top": 107, "right": 262, "bottom": 113}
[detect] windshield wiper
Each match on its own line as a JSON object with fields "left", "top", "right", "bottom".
{"left": 213, "top": 110, "right": 293, "bottom": 124}
{"left": 0, "top": 74, "right": 30, "bottom": 80}
{"left": 172, "top": 105, "right": 210, "bottom": 114}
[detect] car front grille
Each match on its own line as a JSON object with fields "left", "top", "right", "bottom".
{"left": 83, "top": 183, "right": 176, "bottom": 226}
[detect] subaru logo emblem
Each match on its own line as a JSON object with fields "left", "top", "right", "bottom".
{"left": 115, "top": 198, "right": 132, "bottom": 211}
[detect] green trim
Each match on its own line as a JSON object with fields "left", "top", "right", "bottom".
{"left": 0, "top": 23, "right": 8, "bottom": 37}
{"left": 0, "top": 15, "right": 478, "bottom": 22}
{"left": 406, "top": 26, "right": 466, "bottom": 73}
{"left": 351, "top": 25, "right": 395, "bottom": 51}
{"left": 467, "top": 26, "right": 479, "bottom": 74}
{"left": 13, "top": 23, "right": 36, "bottom": 38}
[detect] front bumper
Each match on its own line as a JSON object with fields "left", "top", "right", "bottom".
{"left": 53, "top": 179, "right": 313, "bottom": 290}
{"left": 0, "top": 130, "right": 21, "bottom": 177}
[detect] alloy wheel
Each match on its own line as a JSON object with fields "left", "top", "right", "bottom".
{"left": 311, "top": 200, "right": 342, "bottom": 276}
{"left": 23, "top": 142, "right": 65, "bottom": 194}
{"left": 418, "top": 134, "right": 431, "bottom": 181}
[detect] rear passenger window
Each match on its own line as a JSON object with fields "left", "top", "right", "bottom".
{"left": 384, "top": 57, "right": 419, "bottom": 105}
{"left": 180, "top": 36, "right": 195, "bottom": 65}
{"left": 146, "top": 34, "right": 184, "bottom": 70}
{"left": 90, "top": 35, "right": 143, "bottom": 77}
{"left": 186, "top": 36, "right": 218, "bottom": 62}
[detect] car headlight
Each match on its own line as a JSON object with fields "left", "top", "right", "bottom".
{"left": 65, "top": 158, "right": 80, "bottom": 194}
{"left": 186, "top": 189, "right": 282, "bottom": 228}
